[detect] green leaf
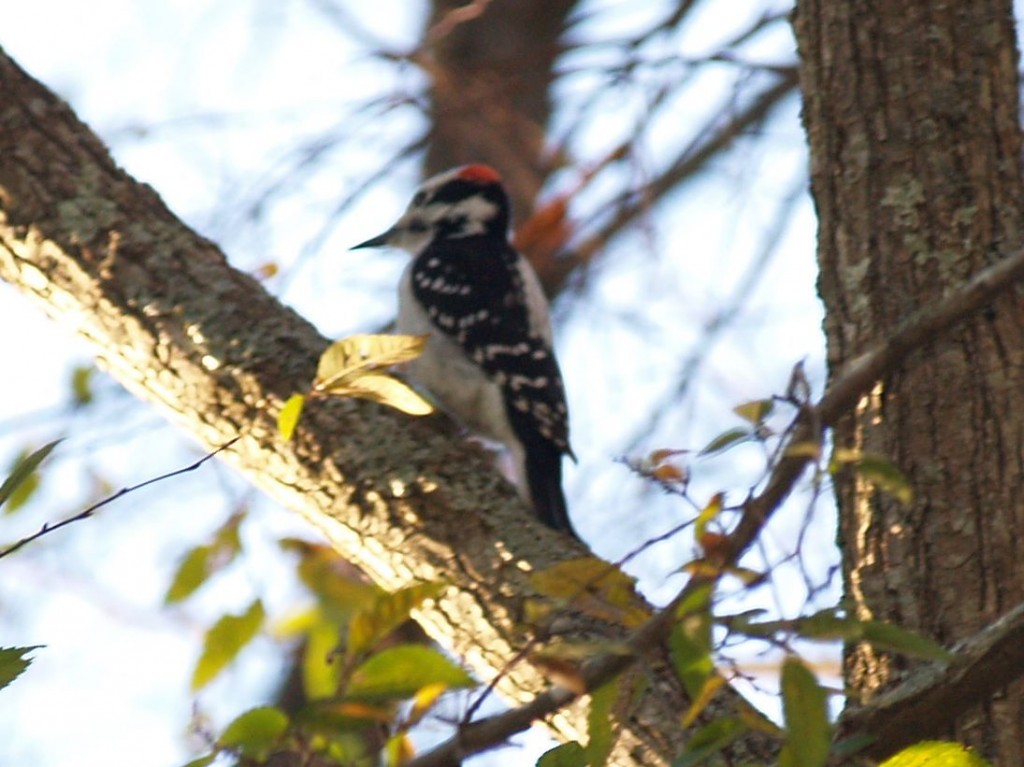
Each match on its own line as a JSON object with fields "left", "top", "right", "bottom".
{"left": 302, "top": 613, "right": 343, "bottom": 700}
{"left": 165, "top": 544, "right": 215, "bottom": 604}
{"left": 779, "top": 657, "right": 830, "bottom": 767}
{"left": 586, "top": 680, "right": 618, "bottom": 766}
{"left": 165, "top": 514, "right": 243, "bottom": 604}
{"left": 538, "top": 741, "right": 587, "bottom": 767}
{"left": 856, "top": 453, "right": 913, "bottom": 504}
{"left": 192, "top": 599, "right": 265, "bottom": 690}
{"left": 829, "top": 449, "right": 912, "bottom": 504}
{"left": 346, "top": 644, "right": 474, "bottom": 702}
{"left": 347, "top": 582, "right": 444, "bottom": 659}
{"left": 289, "top": 541, "right": 381, "bottom": 618}
{"left": 733, "top": 399, "right": 774, "bottom": 424}
{"left": 277, "top": 393, "right": 306, "bottom": 441}
{"left": 0, "top": 645, "right": 43, "bottom": 691}
{"left": 218, "top": 706, "right": 289, "bottom": 759}
{"left": 70, "top": 365, "right": 94, "bottom": 407}
{"left": 530, "top": 557, "right": 649, "bottom": 627}
{"left": 862, "top": 621, "right": 954, "bottom": 662}
{"left": 179, "top": 755, "right": 217, "bottom": 767}
{"left": 832, "top": 733, "right": 878, "bottom": 759}
{"left": 699, "top": 427, "right": 750, "bottom": 457}
{"left": 673, "top": 717, "right": 746, "bottom": 767}
{"left": 0, "top": 440, "right": 61, "bottom": 513}
{"left": 668, "top": 606, "right": 714, "bottom": 699}
{"left": 880, "top": 741, "right": 992, "bottom": 767}
{"left": 794, "top": 608, "right": 865, "bottom": 642}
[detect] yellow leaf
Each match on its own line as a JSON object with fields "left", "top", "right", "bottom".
{"left": 733, "top": 399, "right": 773, "bottom": 424}
{"left": 385, "top": 733, "right": 416, "bottom": 767}
{"left": 253, "top": 261, "right": 279, "bottom": 279}
{"left": 880, "top": 741, "right": 992, "bottom": 767}
{"left": 681, "top": 675, "right": 726, "bottom": 728}
{"left": 694, "top": 492, "right": 724, "bottom": 541}
{"left": 341, "top": 372, "right": 434, "bottom": 416}
{"left": 277, "top": 393, "right": 306, "bottom": 441}
{"left": 315, "top": 334, "right": 427, "bottom": 391}
{"left": 682, "top": 560, "right": 726, "bottom": 579}
{"left": 784, "top": 441, "right": 822, "bottom": 460}
{"left": 830, "top": 447, "right": 860, "bottom": 465}
{"left": 407, "top": 682, "right": 448, "bottom": 727}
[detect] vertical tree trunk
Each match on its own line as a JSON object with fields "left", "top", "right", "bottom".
{"left": 794, "top": 0, "right": 1024, "bottom": 761}
{"left": 425, "top": 0, "right": 575, "bottom": 211}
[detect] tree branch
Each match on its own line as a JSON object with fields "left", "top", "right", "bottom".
{"left": 729, "top": 245, "right": 1024, "bottom": 558}
{"left": 839, "top": 601, "right": 1024, "bottom": 759}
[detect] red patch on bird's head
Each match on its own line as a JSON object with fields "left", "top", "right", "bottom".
{"left": 457, "top": 164, "right": 502, "bottom": 185}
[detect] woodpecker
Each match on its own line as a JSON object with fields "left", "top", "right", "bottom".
{"left": 354, "top": 164, "right": 576, "bottom": 537}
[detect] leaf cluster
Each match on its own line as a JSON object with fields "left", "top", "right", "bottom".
{"left": 172, "top": 532, "right": 472, "bottom": 767}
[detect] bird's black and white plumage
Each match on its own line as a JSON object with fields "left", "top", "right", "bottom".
{"left": 354, "top": 164, "right": 576, "bottom": 537}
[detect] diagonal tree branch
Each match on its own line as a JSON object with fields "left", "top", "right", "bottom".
{"left": 839, "top": 600, "right": 1024, "bottom": 759}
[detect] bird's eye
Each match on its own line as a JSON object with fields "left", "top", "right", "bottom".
{"left": 408, "top": 219, "right": 428, "bottom": 233}
{"left": 412, "top": 191, "right": 428, "bottom": 206}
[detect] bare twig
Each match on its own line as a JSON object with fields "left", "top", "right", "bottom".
{"left": 568, "top": 69, "right": 799, "bottom": 273}
{"left": 0, "top": 438, "right": 239, "bottom": 560}
{"left": 620, "top": 175, "right": 807, "bottom": 455}
{"left": 426, "top": 0, "right": 494, "bottom": 44}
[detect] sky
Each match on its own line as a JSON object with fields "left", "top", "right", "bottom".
{"left": 0, "top": 1, "right": 835, "bottom": 765}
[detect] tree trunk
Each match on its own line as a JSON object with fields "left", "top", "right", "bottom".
{"left": 794, "top": 0, "right": 1024, "bottom": 761}
{"left": 425, "top": 0, "right": 575, "bottom": 216}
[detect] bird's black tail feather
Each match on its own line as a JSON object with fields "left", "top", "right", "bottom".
{"left": 522, "top": 436, "right": 577, "bottom": 539}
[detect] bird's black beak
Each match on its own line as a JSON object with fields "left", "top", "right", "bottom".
{"left": 352, "top": 230, "right": 393, "bottom": 249}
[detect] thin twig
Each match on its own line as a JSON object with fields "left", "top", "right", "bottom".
{"left": 0, "top": 437, "right": 240, "bottom": 560}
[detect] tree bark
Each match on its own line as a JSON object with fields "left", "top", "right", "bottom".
{"left": 424, "top": 0, "right": 575, "bottom": 216}
{"left": 794, "top": 0, "right": 1024, "bottom": 761}
{"left": 0, "top": 46, "right": 704, "bottom": 766}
